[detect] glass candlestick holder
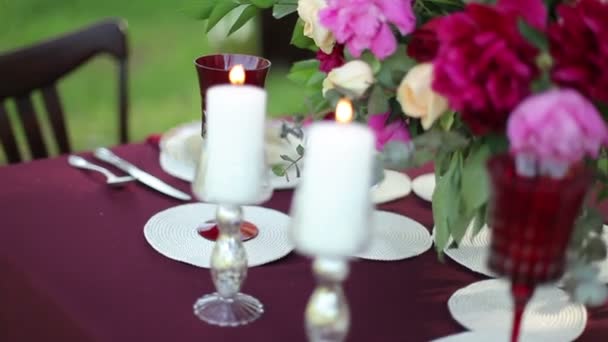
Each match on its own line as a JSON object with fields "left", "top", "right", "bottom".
{"left": 193, "top": 204, "right": 264, "bottom": 326}
{"left": 305, "top": 257, "right": 351, "bottom": 342}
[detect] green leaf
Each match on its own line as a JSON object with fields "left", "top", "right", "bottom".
{"left": 280, "top": 154, "right": 295, "bottom": 162}
{"left": 228, "top": 5, "right": 259, "bottom": 35}
{"left": 367, "top": 85, "right": 389, "bottom": 115}
{"left": 296, "top": 144, "right": 305, "bottom": 156}
{"left": 376, "top": 45, "right": 415, "bottom": 88}
{"left": 306, "top": 71, "right": 326, "bottom": 87}
{"left": 250, "top": 0, "right": 276, "bottom": 8}
{"left": 271, "top": 165, "right": 286, "bottom": 176}
{"left": 287, "top": 59, "right": 320, "bottom": 85}
{"left": 461, "top": 143, "right": 491, "bottom": 213}
{"left": 324, "top": 89, "right": 343, "bottom": 108}
{"left": 517, "top": 19, "right": 548, "bottom": 51}
{"left": 439, "top": 111, "right": 455, "bottom": 131}
{"left": 471, "top": 204, "right": 487, "bottom": 238}
{"left": 273, "top": 2, "right": 297, "bottom": 19}
{"left": 207, "top": 1, "right": 241, "bottom": 33}
{"left": 433, "top": 152, "right": 460, "bottom": 255}
{"left": 192, "top": 2, "right": 217, "bottom": 20}
{"left": 291, "top": 19, "right": 318, "bottom": 51}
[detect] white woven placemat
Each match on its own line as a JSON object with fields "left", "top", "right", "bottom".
{"left": 448, "top": 279, "right": 587, "bottom": 342}
{"left": 371, "top": 170, "right": 411, "bottom": 204}
{"left": 431, "top": 331, "right": 543, "bottom": 342}
{"left": 355, "top": 211, "right": 432, "bottom": 261}
{"left": 411, "top": 173, "right": 435, "bottom": 202}
{"left": 144, "top": 203, "right": 293, "bottom": 268}
{"left": 442, "top": 225, "right": 496, "bottom": 278}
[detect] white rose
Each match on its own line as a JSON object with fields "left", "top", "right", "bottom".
{"left": 322, "top": 60, "right": 374, "bottom": 99}
{"left": 397, "top": 63, "right": 449, "bottom": 130}
{"left": 297, "top": 0, "right": 335, "bottom": 54}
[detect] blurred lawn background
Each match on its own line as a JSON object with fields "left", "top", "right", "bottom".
{"left": 0, "top": 0, "right": 305, "bottom": 162}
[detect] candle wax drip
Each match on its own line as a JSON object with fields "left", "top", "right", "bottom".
{"left": 198, "top": 220, "right": 259, "bottom": 242}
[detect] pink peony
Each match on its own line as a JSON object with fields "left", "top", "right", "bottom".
{"left": 549, "top": 0, "right": 608, "bottom": 104}
{"left": 432, "top": 4, "right": 539, "bottom": 135}
{"left": 508, "top": 89, "right": 608, "bottom": 167}
{"left": 319, "top": 0, "right": 416, "bottom": 60}
{"left": 368, "top": 112, "right": 410, "bottom": 151}
{"left": 317, "top": 44, "right": 346, "bottom": 73}
{"left": 496, "top": 0, "right": 548, "bottom": 31}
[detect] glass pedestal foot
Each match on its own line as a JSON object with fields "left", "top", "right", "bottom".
{"left": 193, "top": 292, "right": 264, "bottom": 327}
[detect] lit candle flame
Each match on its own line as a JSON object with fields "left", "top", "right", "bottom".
{"left": 229, "top": 64, "right": 246, "bottom": 85}
{"left": 335, "top": 98, "right": 354, "bottom": 123}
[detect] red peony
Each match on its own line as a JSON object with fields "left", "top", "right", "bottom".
{"left": 317, "top": 44, "right": 346, "bottom": 73}
{"left": 431, "top": 4, "right": 539, "bottom": 135}
{"left": 406, "top": 18, "right": 441, "bottom": 63}
{"left": 549, "top": 0, "right": 608, "bottom": 104}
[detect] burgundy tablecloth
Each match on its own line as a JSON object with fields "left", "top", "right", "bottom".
{"left": 1, "top": 143, "right": 607, "bottom": 342}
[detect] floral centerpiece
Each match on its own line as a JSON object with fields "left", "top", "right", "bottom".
{"left": 199, "top": 0, "right": 608, "bottom": 306}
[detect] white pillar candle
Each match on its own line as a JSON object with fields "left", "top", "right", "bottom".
{"left": 192, "top": 66, "right": 267, "bottom": 205}
{"left": 290, "top": 102, "right": 375, "bottom": 257}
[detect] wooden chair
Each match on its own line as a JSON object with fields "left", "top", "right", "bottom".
{"left": 0, "top": 19, "right": 129, "bottom": 164}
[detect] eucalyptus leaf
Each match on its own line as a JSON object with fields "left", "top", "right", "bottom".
{"left": 280, "top": 154, "right": 295, "bottom": 162}
{"left": 296, "top": 144, "right": 305, "bottom": 156}
{"left": 271, "top": 165, "right": 286, "bottom": 176}
{"left": 367, "top": 85, "right": 389, "bottom": 115}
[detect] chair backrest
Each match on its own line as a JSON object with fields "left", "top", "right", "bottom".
{"left": 0, "top": 18, "right": 129, "bottom": 164}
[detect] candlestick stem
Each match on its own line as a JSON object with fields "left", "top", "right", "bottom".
{"left": 193, "top": 204, "right": 263, "bottom": 326}
{"left": 305, "top": 258, "right": 350, "bottom": 342}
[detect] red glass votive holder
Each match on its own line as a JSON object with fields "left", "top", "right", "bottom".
{"left": 194, "top": 53, "right": 271, "bottom": 135}
{"left": 486, "top": 154, "right": 592, "bottom": 285}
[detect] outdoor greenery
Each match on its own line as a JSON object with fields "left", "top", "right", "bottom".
{"left": 0, "top": 0, "right": 303, "bottom": 163}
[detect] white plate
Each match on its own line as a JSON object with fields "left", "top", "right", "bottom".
{"left": 355, "top": 211, "right": 432, "bottom": 261}
{"left": 371, "top": 170, "right": 412, "bottom": 204}
{"left": 448, "top": 279, "right": 587, "bottom": 342}
{"left": 159, "top": 120, "right": 303, "bottom": 190}
{"left": 143, "top": 203, "right": 294, "bottom": 268}
{"left": 442, "top": 225, "right": 496, "bottom": 278}
{"left": 412, "top": 173, "right": 435, "bottom": 202}
{"left": 441, "top": 224, "right": 608, "bottom": 284}
{"left": 431, "top": 331, "right": 543, "bottom": 342}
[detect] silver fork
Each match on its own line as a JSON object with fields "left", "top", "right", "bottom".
{"left": 68, "top": 155, "right": 135, "bottom": 187}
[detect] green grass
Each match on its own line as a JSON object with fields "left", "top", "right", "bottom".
{"left": 0, "top": 0, "right": 305, "bottom": 162}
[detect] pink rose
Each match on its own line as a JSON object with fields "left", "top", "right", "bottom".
{"left": 368, "top": 112, "right": 410, "bottom": 151}
{"left": 319, "top": 0, "right": 416, "bottom": 60}
{"left": 508, "top": 89, "right": 608, "bottom": 170}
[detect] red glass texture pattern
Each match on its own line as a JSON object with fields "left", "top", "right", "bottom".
{"left": 194, "top": 54, "right": 271, "bottom": 132}
{"left": 486, "top": 154, "right": 592, "bottom": 285}
{"left": 198, "top": 220, "right": 259, "bottom": 242}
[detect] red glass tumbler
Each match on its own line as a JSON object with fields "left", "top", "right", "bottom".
{"left": 194, "top": 53, "right": 271, "bottom": 135}
{"left": 193, "top": 54, "right": 271, "bottom": 242}
{"left": 486, "top": 154, "right": 591, "bottom": 342}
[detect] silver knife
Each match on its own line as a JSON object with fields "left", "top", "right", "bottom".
{"left": 93, "top": 148, "right": 192, "bottom": 201}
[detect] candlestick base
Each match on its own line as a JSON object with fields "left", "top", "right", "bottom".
{"left": 193, "top": 204, "right": 264, "bottom": 327}
{"left": 194, "top": 292, "right": 264, "bottom": 327}
{"left": 305, "top": 258, "right": 350, "bottom": 342}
